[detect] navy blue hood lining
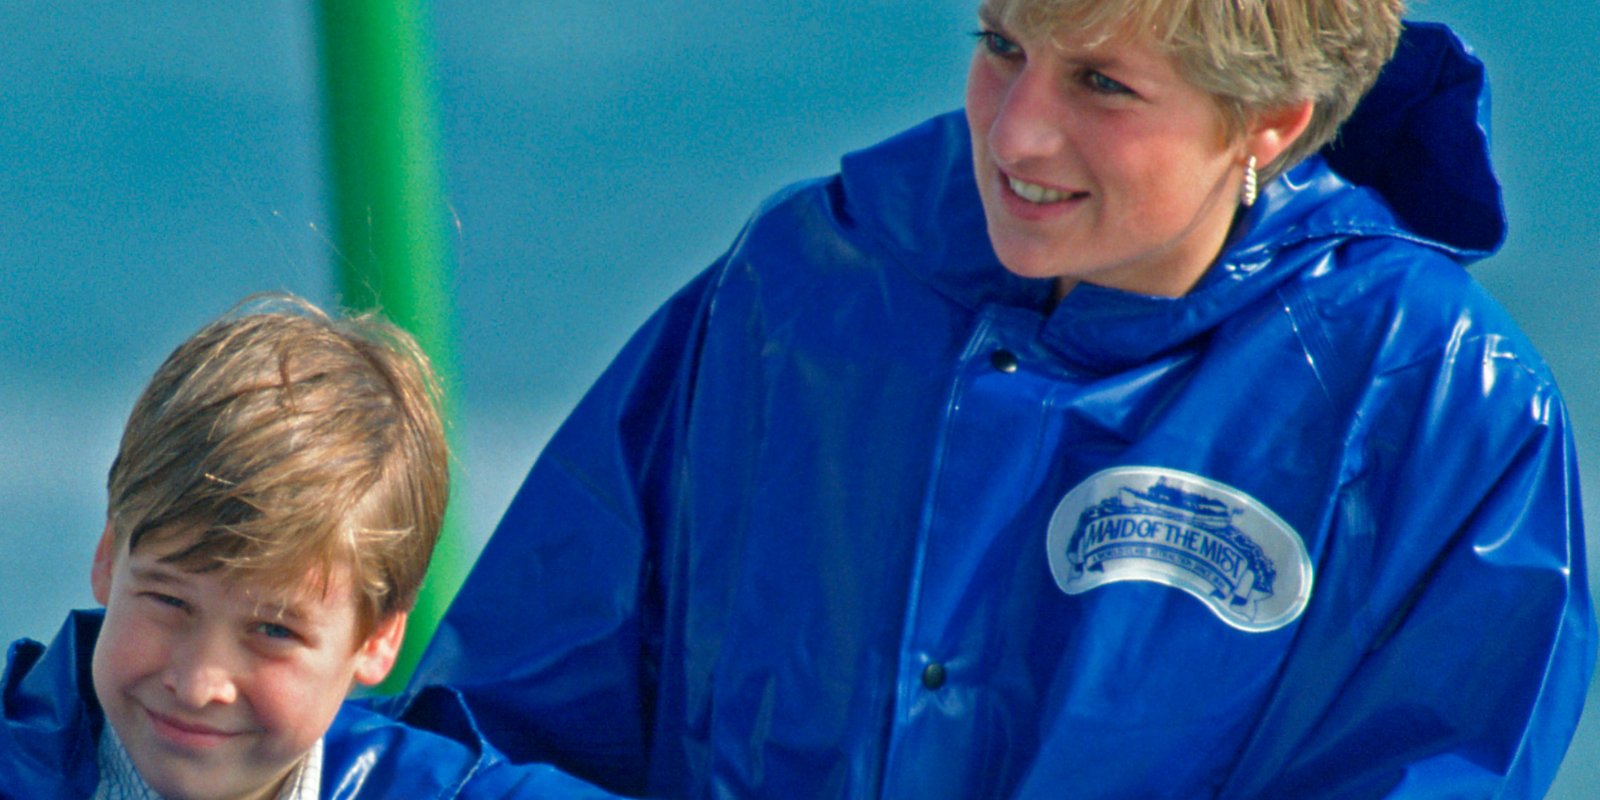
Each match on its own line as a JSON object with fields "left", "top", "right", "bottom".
{"left": 1323, "top": 21, "right": 1505, "bottom": 255}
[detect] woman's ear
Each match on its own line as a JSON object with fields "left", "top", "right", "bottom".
{"left": 1246, "top": 99, "right": 1315, "bottom": 166}
{"left": 352, "top": 611, "right": 409, "bottom": 687}
{"left": 91, "top": 520, "right": 117, "bottom": 605}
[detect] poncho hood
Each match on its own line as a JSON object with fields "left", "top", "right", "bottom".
{"left": 835, "top": 21, "right": 1503, "bottom": 373}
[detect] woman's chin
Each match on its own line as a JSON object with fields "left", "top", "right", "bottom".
{"left": 993, "top": 248, "right": 1076, "bottom": 285}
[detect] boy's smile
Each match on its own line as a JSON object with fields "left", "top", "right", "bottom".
{"left": 90, "top": 524, "right": 404, "bottom": 800}
{"left": 144, "top": 705, "right": 249, "bottom": 750}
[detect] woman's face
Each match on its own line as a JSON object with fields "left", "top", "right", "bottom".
{"left": 965, "top": 7, "right": 1247, "bottom": 298}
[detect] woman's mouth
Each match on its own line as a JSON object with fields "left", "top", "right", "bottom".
{"left": 1009, "top": 176, "right": 1066, "bottom": 203}
{"left": 994, "top": 171, "right": 1089, "bottom": 222}
{"left": 1006, "top": 175, "right": 1086, "bottom": 204}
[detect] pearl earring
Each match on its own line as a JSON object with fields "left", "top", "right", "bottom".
{"left": 1242, "top": 155, "right": 1259, "bottom": 208}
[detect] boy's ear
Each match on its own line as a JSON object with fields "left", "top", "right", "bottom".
{"left": 352, "top": 611, "right": 409, "bottom": 687}
{"left": 91, "top": 520, "right": 118, "bottom": 605}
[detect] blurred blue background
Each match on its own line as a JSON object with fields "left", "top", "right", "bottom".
{"left": 2, "top": 2, "right": 1595, "bottom": 794}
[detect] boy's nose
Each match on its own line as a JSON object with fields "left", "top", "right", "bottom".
{"left": 164, "top": 638, "right": 240, "bottom": 708}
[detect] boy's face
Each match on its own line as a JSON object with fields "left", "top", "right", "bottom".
{"left": 89, "top": 524, "right": 405, "bottom": 800}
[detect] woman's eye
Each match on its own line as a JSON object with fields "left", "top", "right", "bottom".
{"left": 1084, "top": 71, "right": 1133, "bottom": 96}
{"left": 973, "top": 30, "right": 1022, "bottom": 59}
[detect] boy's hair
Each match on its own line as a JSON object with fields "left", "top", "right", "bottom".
{"left": 982, "top": 0, "right": 1405, "bottom": 182}
{"left": 105, "top": 293, "right": 449, "bottom": 636}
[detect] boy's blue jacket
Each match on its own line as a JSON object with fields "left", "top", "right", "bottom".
{"left": 409, "top": 23, "right": 1596, "bottom": 799}
{"left": 0, "top": 610, "right": 619, "bottom": 799}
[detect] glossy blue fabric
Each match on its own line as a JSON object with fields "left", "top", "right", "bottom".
{"left": 409, "top": 22, "right": 1595, "bottom": 799}
{"left": 0, "top": 610, "right": 619, "bottom": 798}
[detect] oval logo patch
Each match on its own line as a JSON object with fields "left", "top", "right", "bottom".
{"left": 1046, "top": 467, "right": 1312, "bottom": 632}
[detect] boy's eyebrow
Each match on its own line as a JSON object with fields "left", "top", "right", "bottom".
{"left": 264, "top": 604, "right": 308, "bottom": 623}
{"left": 977, "top": 4, "right": 1002, "bottom": 29}
{"left": 247, "top": 593, "right": 312, "bottom": 623}
{"left": 128, "top": 563, "right": 190, "bottom": 585}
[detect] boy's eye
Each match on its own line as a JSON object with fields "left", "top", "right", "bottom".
{"left": 972, "top": 29, "right": 1022, "bottom": 60}
{"left": 1084, "top": 70, "right": 1134, "bottom": 96}
{"left": 256, "top": 622, "right": 299, "bottom": 641}
{"left": 144, "top": 593, "right": 189, "bottom": 611}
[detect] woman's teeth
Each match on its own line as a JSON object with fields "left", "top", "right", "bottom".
{"left": 1007, "top": 176, "right": 1072, "bottom": 204}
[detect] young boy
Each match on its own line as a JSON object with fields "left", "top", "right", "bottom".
{"left": 0, "top": 294, "right": 614, "bottom": 799}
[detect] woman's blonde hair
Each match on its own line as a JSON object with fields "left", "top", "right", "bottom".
{"left": 105, "top": 293, "right": 449, "bottom": 637}
{"left": 983, "top": 0, "right": 1405, "bottom": 180}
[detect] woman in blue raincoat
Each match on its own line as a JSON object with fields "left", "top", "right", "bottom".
{"left": 406, "top": 0, "right": 1597, "bottom": 796}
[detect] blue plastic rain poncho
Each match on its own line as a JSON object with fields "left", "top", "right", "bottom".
{"left": 0, "top": 610, "right": 621, "bottom": 798}
{"left": 408, "top": 22, "right": 1595, "bottom": 798}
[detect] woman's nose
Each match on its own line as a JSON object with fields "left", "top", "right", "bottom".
{"left": 164, "top": 635, "right": 240, "bottom": 708}
{"left": 988, "top": 66, "right": 1069, "bottom": 163}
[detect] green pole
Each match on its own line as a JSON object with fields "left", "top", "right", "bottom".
{"left": 314, "top": 0, "right": 466, "bottom": 694}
